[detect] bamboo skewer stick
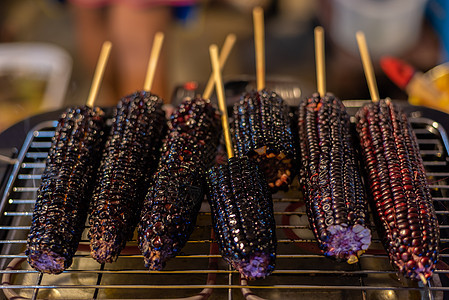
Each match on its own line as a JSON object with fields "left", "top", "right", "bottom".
{"left": 419, "top": 273, "right": 428, "bottom": 286}
{"left": 143, "top": 32, "right": 165, "bottom": 92}
{"left": 0, "top": 154, "right": 16, "bottom": 165}
{"left": 314, "top": 26, "right": 326, "bottom": 97}
{"left": 253, "top": 7, "right": 265, "bottom": 91}
{"left": 356, "top": 31, "right": 380, "bottom": 103}
{"left": 210, "top": 44, "right": 234, "bottom": 159}
{"left": 203, "top": 34, "right": 237, "bottom": 100}
{"left": 86, "top": 41, "right": 112, "bottom": 108}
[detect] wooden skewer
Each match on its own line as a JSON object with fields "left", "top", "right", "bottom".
{"left": 0, "top": 154, "right": 16, "bottom": 165}
{"left": 253, "top": 6, "right": 265, "bottom": 91}
{"left": 419, "top": 273, "right": 428, "bottom": 285}
{"left": 86, "top": 41, "right": 112, "bottom": 108}
{"left": 356, "top": 31, "right": 380, "bottom": 103}
{"left": 210, "top": 44, "right": 234, "bottom": 159}
{"left": 314, "top": 26, "right": 326, "bottom": 97}
{"left": 143, "top": 32, "right": 165, "bottom": 92}
{"left": 202, "top": 34, "right": 237, "bottom": 100}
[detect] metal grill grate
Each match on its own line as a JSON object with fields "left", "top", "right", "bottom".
{"left": 0, "top": 116, "right": 449, "bottom": 300}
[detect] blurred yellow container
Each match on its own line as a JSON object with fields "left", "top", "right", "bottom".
{"left": 408, "top": 63, "right": 449, "bottom": 114}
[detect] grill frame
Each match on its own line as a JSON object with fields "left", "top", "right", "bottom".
{"left": 0, "top": 104, "right": 448, "bottom": 299}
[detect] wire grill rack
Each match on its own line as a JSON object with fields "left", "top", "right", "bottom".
{"left": 1, "top": 115, "right": 449, "bottom": 300}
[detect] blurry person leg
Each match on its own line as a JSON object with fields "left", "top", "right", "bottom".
{"left": 70, "top": 3, "right": 118, "bottom": 106}
{"left": 108, "top": 3, "right": 171, "bottom": 102}
{"left": 71, "top": 4, "right": 108, "bottom": 78}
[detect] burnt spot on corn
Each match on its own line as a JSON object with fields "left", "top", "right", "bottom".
{"left": 207, "top": 156, "right": 276, "bottom": 280}
{"left": 88, "top": 91, "right": 167, "bottom": 264}
{"left": 162, "top": 97, "right": 222, "bottom": 170}
{"left": 297, "top": 93, "right": 371, "bottom": 263}
{"left": 26, "top": 106, "right": 106, "bottom": 274}
{"left": 138, "top": 97, "right": 221, "bottom": 270}
{"left": 233, "top": 89, "right": 296, "bottom": 192}
{"left": 355, "top": 98, "right": 439, "bottom": 282}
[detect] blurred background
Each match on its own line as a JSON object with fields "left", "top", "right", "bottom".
{"left": 0, "top": 0, "right": 447, "bottom": 133}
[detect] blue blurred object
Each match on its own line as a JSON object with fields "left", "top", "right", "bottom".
{"left": 173, "top": 5, "right": 198, "bottom": 25}
{"left": 427, "top": 0, "right": 449, "bottom": 61}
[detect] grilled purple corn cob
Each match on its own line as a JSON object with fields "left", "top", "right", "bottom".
{"left": 207, "top": 156, "right": 276, "bottom": 279}
{"left": 233, "top": 89, "right": 296, "bottom": 192}
{"left": 26, "top": 106, "right": 105, "bottom": 274}
{"left": 356, "top": 98, "right": 439, "bottom": 281}
{"left": 88, "top": 91, "right": 166, "bottom": 264}
{"left": 138, "top": 97, "right": 221, "bottom": 270}
{"left": 297, "top": 93, "right": 371, "bottom": 263}
{"left": 138, "top": 163, "right": 204, "bottom": 270}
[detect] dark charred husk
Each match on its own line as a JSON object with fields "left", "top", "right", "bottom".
{"left": 297, "top": 93, "right": 371, "bottom": 263}
{"left": 233, "top": 89, "right": 296, "bottom": 192}
{"left": 355, "top": 98, "right": 439, "bottom": 282}
{"left": 26, "top": 106, "right": 105, "bottom": 274}
{"left": 138, "top": 97, "right": 221, "bottom": 270}
{"left": 207, "top": 156, "right": 276, "bottom": 280}
{"left": 88, "top": 91, "right": 166, "bottom": 264}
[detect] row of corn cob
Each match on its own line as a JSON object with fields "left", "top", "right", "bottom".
{"left": 25, "top": 38, "right": 439, "bottom": 285}
{"left": 25, "top": 33, "right": 226, "bottom": 276}
{"left": 26, "top": 94, "right": 220, "bottom": 273}
{"left": 25, "top": 89, "right": 439, "bottom": 283}
{"left": 220, "top": 92, "right": 438, "bottom": 282}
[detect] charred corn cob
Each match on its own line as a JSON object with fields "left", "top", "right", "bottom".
{"left": 88, "top": 91, "right": 166, "bottom": 264}
{"left": 356, "top": 98, "right": 439, "bottom": 281}
{"left": 138, "top": 97, "right": 221, "bottom": 270}
{"left": 207, "top": 156, "right": 276, "bottom": 279}
{"left": 26, "top": 106, "right": 105, "bottom": 274}
{"left": 232, "top": 89, "right": 295, "bottom": 192}
{"left": 138, "top": 163, "right": 204, "bottom": 270}
{"left": 297, "top": 93, "right": 371, "bottom": 263}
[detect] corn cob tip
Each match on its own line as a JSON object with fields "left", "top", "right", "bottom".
{"left": 90, "top": 239, "right": 119, "bottom": 264}
{"left": 233, "top": 252, "right": 275, "bottom": 280}
{"left": 139, "top": 235, "right": 172, "bottom": 271}
{"left": 27, "top": 250, "right": 66, "bottom": 274}
{"left": 142, "top": 249, "right": 167, "bottom": 271}
{"left": 323, "top": 224, "right": 371, "bottom": 262}
{"left": 396, "top": 253, "right": 435, "bottom": 283}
